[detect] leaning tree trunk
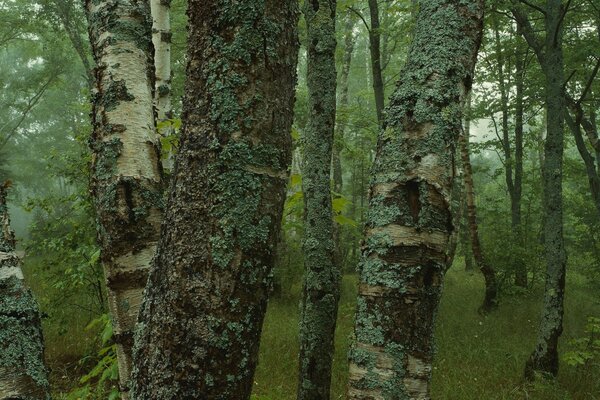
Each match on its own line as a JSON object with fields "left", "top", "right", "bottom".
{"left": 298, "top": 1, "right": 338, "bottom": 399}
{"left": 459, "top": 130, "right": 499, "bottom": 313}
{"left": 130, "top": 1, "right": 299, "bottom": 398}
{"left": 85, "top": 0, "right": 163, "bottom": 393}
{"left": 0, "top": 183, "right": 50, "bottom": 400}
{"left": 347, "top": 1, "right": 484, "bottom": 399}
{"left": 513, "top": 0, "right": 567, "bottom": 379}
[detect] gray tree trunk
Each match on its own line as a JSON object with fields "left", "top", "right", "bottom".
{"left": 130, "top": 1, "right": 300, "bottom": 398}
{"left": 512, "top": 0, "right": 567, "bottom": 379}
{"left": 85, "top": 0, "right": 164, "bottom": 393}
{"left": 513, "top": 32, "right": 526, "bottom": 287}
{"left": 347, "top": 1, "right": 484, "bottom": 398}
{"left": 368, "top": 0, "right": 385, "bottom": 126}
{"left": 297, "top": 1, "right": 338, "bottom": 398}
{"left": 0, "top": 183, "right": 50, "bottom": 400}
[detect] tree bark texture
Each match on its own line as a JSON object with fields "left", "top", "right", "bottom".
{"left": 0, "top": 184, "right": 50, "bottom": 400}
{"left": 514, "top": 0, "right": 567, "bottom": 379}
{"left": 347, "top": 1, "right": 484, "bottom": 399}
{"left": 85, "top": 0, "right": 163, "bottom": 391}
{"left": 368, "top": 0, "right": 385, "bottom": 126}
{"left": 298, "top": 1, "right": 338, "bottom": 399}
{"left": 130, "top": 2, "right": 299, "bottom": 398}
{"left": 459, "top": 130, "right": 498, "bottom": 313}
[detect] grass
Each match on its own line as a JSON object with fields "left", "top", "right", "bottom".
{"left": 29, "top": 256, "right": 599, "bottom": 399}
{"left": 253, "top": 267, "right": 600, "bottom": 399}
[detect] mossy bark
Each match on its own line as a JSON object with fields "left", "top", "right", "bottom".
{"left": 347, "top": 1, "right": 484, "bottom": 399}
{"left": 0, "top": 185, "right": 50, "bottom": 400}
{"left": 85, "top": 0, "right": 163, "bottom": 393}
{"left": 298, "top": 0, "right": 338, "bottom": 399}
{"left": 513, "top": 0, "right": 567, "bottom": 379}
{"left": 459, "top": 130, "right": 498, "bottom": 314}
{"left": 130, "top": 1, "right": 299, "bottom": 398}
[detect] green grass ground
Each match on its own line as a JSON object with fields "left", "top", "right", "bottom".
{"left": 253, "top": 267, "right": 600, "bottom": 399}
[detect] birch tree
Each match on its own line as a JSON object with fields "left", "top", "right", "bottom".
{"left": 130, "top": 1, "right": 299, "bottom": 398}
{"left": 0, "top": 182, "right": 50, "bottom": 400}
{"left": 85, "top": 0, "right": 163, "bottom": 392}
{"left": 347, "top": 1, "right": 484, "bottom": 398}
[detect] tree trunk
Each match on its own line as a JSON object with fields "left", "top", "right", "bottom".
{"left": 297, "top": 2, "right": 338, "bottom": 398}
{"left": 459, "top": 130, "right": 499, "bottom": 313}
{"left": 514, "top": 0, "right": 567, "bottom": 379}
{"left": 333, "top": 11, "right": 356, "bottom": 195}
{"left": 368, "top": 0, "right": 385, "bottom": 126}
{"left": 513, "top": 32, "right": 527, "bottom": 287}
{"left": 347, "top": 2, "right": 484, "bottom": 399}
{"left": 130, "top": 2, "right": 299, "bottom": 398}
{"left": 0, "top": 183, "right": 50, "bottom": 400}
{"left": 85, "top": 0, "right": 163, "bottom": 393}
{"left": 151, "top": 0, "right": 173, "bottom": 171}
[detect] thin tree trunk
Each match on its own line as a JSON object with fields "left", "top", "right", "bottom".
{"left": 130, "top": 2, "right": 299, "bottom": 398}
{"left": 151, "top": 0, "right": 173, "bottom": 171}
{"left": 368, "top": 0, "right": 385, "bottom": 126}
{"left": 513, "top": 0, "right": 567, "bottom": 379}
{"left": 459, "top": 130, "right": 499, "bottom": 313}
{"left": 347, "top": 2, "right": 484, "bottom": 398}
{"left": 85, "top": 0, "right": 163, "bottom": 393}
{"left": 298, "top": 2, "right": 338, "bottom": 398}
{"left": 513, "top": 32, "right": 527, "bottom": 287}
{"left": 0, "top": 183, "right": 50, "bottom": 400}
{"left": 333, "top": 11, "right": 356, "bottom": 195}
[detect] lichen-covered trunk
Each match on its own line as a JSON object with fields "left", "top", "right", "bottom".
{"left": 0, "top": 184, "right": 50, "bottom": 400}
{"left": 85, "top": 0, "right": 163, "bottom": 392}
{"left": 151, "top": 0, "right": 173, "bottom": 171}
{"left": 459, "top": 130, "right": 498, "bottom": 314}
{"left": 368, "top": 0, "right": 385, "bottom": 126}
{"left": 297, "top": 1, "right": 338, "bottom": 399}
{"left": 524, "top": 0, "right": 567, "bottom": 379}
{"left": 513, "top": 34, "right": 526, "bottom": 288}
{"left": 347, "top": 2, "right": 484, "bottom": 399}
{"left": 130, "top": 2, "right": 299, "bottom": 398}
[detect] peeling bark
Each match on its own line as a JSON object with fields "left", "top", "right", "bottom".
{"left": 0, "top": 184, "right": 50, "bottom": 400}
{"left": 130, "top": 1, "right": 299, "bottom": 398}
{"left": 85, "top": 0, "right": 163, "bottom": 393}
{"left": 347, "top": 1, "right": 484, "bottom": 398}
{"left": 297, "top": 2, "right": 338, "bottom": 398}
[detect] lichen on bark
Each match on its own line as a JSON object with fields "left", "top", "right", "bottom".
{"left": 297, "top": 0, "right": 339, "bottom": 399}
{"left": 0, "top": 184, "right": 50, "bottom": 400}
{"left": 130, "top": 1, "right": 299, "bottom": 398}
{"left": 347, "top": 1, "right": 484, "bottom": 399}
{"left": 85, "top": 0, "right": 163, "bottom": 392}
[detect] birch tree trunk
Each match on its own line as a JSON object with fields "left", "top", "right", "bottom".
{"left": 347, "top": 1, "right": 484, "bottom": 398}
{"left": 513, "top": 32, "right": 526, "bottom": 287}
{"left": 130, "top": 1, "right": 299, "bottom": 398}
{"left": 0, "top": 183, "right": 50, "bottom": 400}
{"left": 151, "top": 0, "right": 173, "bottom": 171}
{"left": 459, "top": 130, "right": 499, "bottom": 313}
{"left": 298, "top": 1, "right": 338, "bottom": 398}
{"left": 85, "top": 0, "right": 163, "bottom": 393}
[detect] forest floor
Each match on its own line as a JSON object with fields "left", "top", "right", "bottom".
{"left": 254, "top": 266, "right": 600, "bottom": 400}
{"left": 37, "top": 262, "right": 600, "bottom": 399}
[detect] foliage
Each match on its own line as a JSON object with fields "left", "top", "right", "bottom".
{"left": 563, "top": 316, "right": 600, "bottom": 368}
